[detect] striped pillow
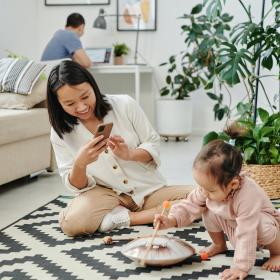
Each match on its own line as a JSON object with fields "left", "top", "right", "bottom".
{"left": 0, "top": 58, "right": 46, "bottom": 95}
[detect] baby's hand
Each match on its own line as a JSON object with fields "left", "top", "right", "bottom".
{"left": 153, "top": 214, "right": 177, "bottom": 230}
{"left": 220, "top": 268, "right": 247, "bottom": 280}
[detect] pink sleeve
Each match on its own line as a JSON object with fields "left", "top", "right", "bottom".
{"left": 233, "top": 185, "right": 262, "bottom": 273}
{"left": 169, "top": 187, "right": 207, "bottom": 227}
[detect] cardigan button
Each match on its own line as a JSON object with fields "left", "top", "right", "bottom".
{"left": 113, "top": 165, "right": 118, "bottom": 169}
{"left": 104, "top": 149, "right": 108, "bottom": 154}
{"left": 123, "top": 179, "right": 128, "bottom": 184}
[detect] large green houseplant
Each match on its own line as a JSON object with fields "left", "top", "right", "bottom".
{"left": 157, "top": 1, "right": 235, "bottom": 138}
{"left": 199, "top": 0, "right": 280, "bottom": 198}
{"left": 200, "top": 0, "right": 280, "bottom": 158}
{"left": 160, "top": 0, "right": 280, "bottom": 121}
{"left": 159, "top": 3, "right": 233, "bottom": 101}
{"left": 159, "top": 0, "right": 280, "bottom": 195}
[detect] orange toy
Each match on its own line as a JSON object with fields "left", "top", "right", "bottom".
{"left": 200, "top": 252, "right": 209, "bottom": 260}
{"left": 162, "top": 200, "right": 171, "bottom": 210}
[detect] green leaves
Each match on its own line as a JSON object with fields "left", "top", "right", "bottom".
{"left": 160, "top": 0, "right": 238, "bottom": 101}
{"left": 217, "top": 42, "right": 254, "bottom": 86}
{"left": 160, "top": 0, "right": 279, "bottom": 120}
{"left": 204, "top": 0, "right": 223, "bottom": 19}
{"left": 202, "top": 131, "right": 230, "bottom": 145}
{"left": 203, "top": 131, "right": 219, "bottom": 145}
{"left": 191, "top": 4, "right": 203, "bottom": 15}
{"left": 207, "top": 92, "right": 219, "bottom": 100}
{"left": 237, "top": 102, "right": 252, "bottom": 120}
{"left": 258, "top": 108, "right": 269, "bottom": 123}
{"left": 244, "top": 147, "right": 255, "bottom": 162}
{"left": 204, "top": 108, "right": 280, "bottom": 165}
{"left": 113, "top": 43, "right": 129, "bottom": 56}
{"left": 166, "top": 75, "right": 172, "bottom": 84}
{"left": 261, "top": 49, "right": 273, "bottom": 70}
{"left": 159, "top": 87, "right": 170, "bottom": 96}
{"left": 233, "top": 110, "right": 280, "bottom": 164}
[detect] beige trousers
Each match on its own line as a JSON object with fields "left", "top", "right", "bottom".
{"left": 59, "top": 185, "right": 193, "bottom": 237}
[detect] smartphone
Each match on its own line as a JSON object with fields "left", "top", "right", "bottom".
{"left": 94, "top": 122, "right": 113, "bottom": 140}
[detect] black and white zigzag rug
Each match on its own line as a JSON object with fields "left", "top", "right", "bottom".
{"left": 1, "top": 196, "right": 280, "bottom": 280}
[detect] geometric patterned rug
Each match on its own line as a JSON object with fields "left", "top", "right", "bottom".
{"left": 1, "top": 196, "right": 280, "bottom": 280}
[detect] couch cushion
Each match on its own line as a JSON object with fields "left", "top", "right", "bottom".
{"left": 0, "top": 58, "right": 46, "bottom": 94}
{"left": 0, "top": 79, "right": 47, "bottom": 109}
{"left": 0, "top": 108, "right": 50, "bottom": 145}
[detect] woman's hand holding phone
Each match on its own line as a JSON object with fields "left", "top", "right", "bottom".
{"left": 75, "top": 135, "right": 108, "bottom": 168}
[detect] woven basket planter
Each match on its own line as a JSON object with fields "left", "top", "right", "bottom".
{"left": 242, "top": 164, "right": 280, "bottom": 199}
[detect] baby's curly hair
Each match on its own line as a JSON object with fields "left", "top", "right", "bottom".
{"left": 193, "top": 140, "right": 243, "bottom": 187}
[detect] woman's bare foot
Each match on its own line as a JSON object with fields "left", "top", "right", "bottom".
{"left": 262, "top": 255, "right": 280, "bottom": 271}
{"left": 199, "top": 243, "right": 228, "bottom": 257}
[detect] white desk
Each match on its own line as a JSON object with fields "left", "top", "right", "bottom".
{"left": 89, "top": 65, "right": 153, "bottom": 105}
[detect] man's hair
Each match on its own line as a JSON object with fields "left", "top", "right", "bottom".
{"left": 66, "top": 13, "right": 85, "bottom": 28}
{"left": 193, "top": 140, "right": 243, "bottom": 187}
{"left": 47, "top": 60, "right": 112, "bottom": 139}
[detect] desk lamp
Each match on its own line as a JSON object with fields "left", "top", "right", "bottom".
{"left": 93, "top": 8, "right": 142, "bottom": 65}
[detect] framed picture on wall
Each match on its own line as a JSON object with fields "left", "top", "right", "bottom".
{"left": 117, "top": 0, "right": 157, "bottom": 31}
{"left": 45, "top": 0, "right": 110, "bottom": 6}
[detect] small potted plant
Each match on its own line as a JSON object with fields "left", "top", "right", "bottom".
{"left": 113, "top": 42, "right": 129, "bottom": 65}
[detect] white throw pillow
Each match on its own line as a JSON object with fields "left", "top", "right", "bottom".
{"left": 0, "top": 79, "right": 47, "bottom": 109}
{"left": 0, "top": 58, "right": 46, "bottom": 94}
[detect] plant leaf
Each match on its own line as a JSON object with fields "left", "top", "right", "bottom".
{"left": 203, "top": 131, "right": 218, "bottom": 145}
{"left": 244, "top": 147, "right": 255, "bottom": 162}
{"left": 191, "top": 4, "right": 203, "bottom": 14}
{"left": 166, "top": 75, "right": 172, "bottom": 84}
{"left": 269, "top": 146, "right": 279, "bottom": 159}
{"left": 258, "top": 108, "right": 269, "bottom": 123}
{"left": 160, "top": 88, "right": 170, "bottom": 96}
{"left": 206, "top": 92, "right": 219, "bottom": 100}
{"left": 260, "top": 127, "right": 273, "bottom": 137}
{"left": 262, "top": 55, "right": 273, "bottom": 70}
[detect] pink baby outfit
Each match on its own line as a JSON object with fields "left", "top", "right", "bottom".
{"left": 169, "top": 176, "right": 280, "bottom": 273}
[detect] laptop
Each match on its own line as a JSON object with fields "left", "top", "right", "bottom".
{"left": 85, "top": 47, "right": 112, "bottom": 64}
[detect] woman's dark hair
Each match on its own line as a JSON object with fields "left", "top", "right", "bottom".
{"left": 66, "top": 13, "right": 85, "bottom": 28}
{"left": 193, "top": 140, "right": 243, "bottom": 187}
{"left": 47, "top": 60, "right": 112, "bottom": 139}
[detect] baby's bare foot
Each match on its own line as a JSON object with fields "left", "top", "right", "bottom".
{"left": 199, "top": 243, "right": 228, "bottom": 257}
{"left": 262, "top": 255, "right": 280, "bottom": 271}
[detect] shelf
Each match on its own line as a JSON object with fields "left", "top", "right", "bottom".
{"left": 89, "top": 64, "right": 153, "bottom": 74}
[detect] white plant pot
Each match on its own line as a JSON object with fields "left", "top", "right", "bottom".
{"left": 156, "top": 98, "right": 192, "bottom": 136}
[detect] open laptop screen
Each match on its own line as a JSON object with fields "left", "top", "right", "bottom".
{"left": 85, "top": 48, "right": 112, "bottom": 64}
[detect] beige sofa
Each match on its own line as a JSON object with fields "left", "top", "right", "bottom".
{"left": 0, "top": 104, "right": 55, "bottom": 185}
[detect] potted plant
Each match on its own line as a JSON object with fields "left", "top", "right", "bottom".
{"left": 200, "top": 0, "right": 280, "bottom": 198}
{"left": 158, "top": 0, "right": 279, "bottom": 129}
{"left": 158, "top": 0, "right": 280, "bottom": 195}
{"left": 203, "top": 107, "right": 280, "bottom": 198}
{"left": 157, "top": 2, "right": 234, "bottom": 140}
{"left": 156, "top": 54, "right": 195, "bottom": 140}
{"left": 189, "top": 0, "right": 280, "bottom": 123}
{"left": 113, "top": 42, "right": 129, "bottom": 65}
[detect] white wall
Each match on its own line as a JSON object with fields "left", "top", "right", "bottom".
{"left": 0, "top": 0, "right": 277, "bottom": 134}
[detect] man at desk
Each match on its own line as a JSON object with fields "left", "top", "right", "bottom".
{"left": 41, "top": 13, "right": 92, "bottom": 68}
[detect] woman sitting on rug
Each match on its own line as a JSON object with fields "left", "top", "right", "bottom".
{"left": 47, "top": 60, "right": 193, "bottom": 237}
{"left": 154, "top": 140, "right": 280, "bottom": 279}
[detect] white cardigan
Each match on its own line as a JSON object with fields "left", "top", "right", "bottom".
{"left": 51, "top": 94, "right": 166, "bottom": 206}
